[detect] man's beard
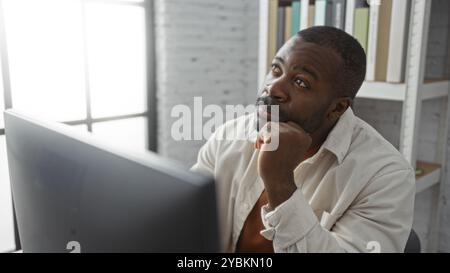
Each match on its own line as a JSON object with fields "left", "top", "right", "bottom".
{"left": 255, "top": 96, "right": 327, "bottom": 134}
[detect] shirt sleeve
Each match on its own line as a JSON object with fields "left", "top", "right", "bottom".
{"left": 190, "top": 129, "right": 220, "bottom": 176}
{"left": 260, "top": 168, "right": 415, "bottom": 253}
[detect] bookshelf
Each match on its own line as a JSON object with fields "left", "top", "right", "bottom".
{"left": 258, "top": 0, "right": 449, "bottom": 252}
{"left": 357, "top": 80, "right": 450, "bottom": 101}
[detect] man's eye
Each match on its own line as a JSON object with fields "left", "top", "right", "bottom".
{"left": 295, "top": 78, "right": 308, "bottom": 88}
{"left": 271, "top": 65, "right": 281, "bottom": 75}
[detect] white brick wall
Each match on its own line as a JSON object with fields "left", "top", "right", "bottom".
{"left": 156, "top": 0, "right": 450, "bottom": 252}
{"left": 154, "top": 0, "right": 259, "bottom": 166}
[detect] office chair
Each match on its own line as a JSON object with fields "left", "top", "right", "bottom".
{"left": 404, "top": 229, "right": 421, "bottom": 253}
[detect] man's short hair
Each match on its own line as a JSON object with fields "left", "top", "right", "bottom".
{"left": 297, "top": 26, "right": 366, "bottom": 99}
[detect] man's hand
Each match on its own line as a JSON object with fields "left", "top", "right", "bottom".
{"left": 255, "top": 121, "right": 312, "bottom": 210}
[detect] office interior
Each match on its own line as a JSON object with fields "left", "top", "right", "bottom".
{"left": 0, "top": 0, "right": 450, "bottom": 253}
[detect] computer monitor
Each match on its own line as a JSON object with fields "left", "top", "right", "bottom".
{"left": 4, "top": 109, "right": 219, "bottom": 253}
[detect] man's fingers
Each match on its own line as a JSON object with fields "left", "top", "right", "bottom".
{"left": 257, "top": 129, "right": 271, "bottom": 144}
{"left": 256, "top": 122, "right": 279, "bottom": 148}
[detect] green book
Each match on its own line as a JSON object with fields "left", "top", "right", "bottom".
{"left": 353, "top": 7, "right": 369, "bottom": 54}
{"left": 291, "top": 0, "right": 301, "bottom": 35}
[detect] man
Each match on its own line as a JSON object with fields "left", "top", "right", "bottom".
{"left": 191, "top": 26, "right": 415, "bottom": 253}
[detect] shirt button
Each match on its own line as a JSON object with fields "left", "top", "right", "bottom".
{"left": 243, "top": 203, "right": 250, "bottom": 210}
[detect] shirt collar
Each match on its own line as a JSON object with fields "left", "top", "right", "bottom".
{"left": 319, "top": 107, "right": 355, "bottom": 164}
{"left": 246, "top": 107, "right": 355, "bottom": 165}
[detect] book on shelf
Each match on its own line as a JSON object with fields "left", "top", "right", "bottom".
{"left": 284, "top": 5, "right": 293, "bottom": 41}
{"left": 299, "top": 0, "right": 316, "bottom": 30}
{"left": 331, "top": 0, "right": 346, "bottom": 30}
{"left": 366, "top": 0, "right": 393, "bottom": 81}
{"left": 386, "top": 0, "right": 410, "bottom": 83}
{"left": 291, "top": 0, "right": 301, "bottom": 35}
{"left": 325, "top": 0, "right": 333, "bottom": 27}
{"left": 353, "top": 0, "right": 369, "bottom": 57}
{"left": 365, "top": 0, "right": 379, "bottom": 81}
{"left": 267, "top": 0, "right": 279, "bottom": 68}
{"left": 277, "top": 6, "right": 286, "bottom": 50}
{"left": 315, "top": 0, "right": 345, "bottom": 29}
{"left": 308, "top": 1, "right": 315, "bottom": 28}
{"left": 314, "top": 0, "right": 327, "bottom": 26}
{"left": 374, "top": 0, "right": 392, "bottom": 82}
{"left": 300, "top": 0, "right": 310, "bottom": 30}
{"left": 345, "top": 0, "right": 356, "bottom": 34}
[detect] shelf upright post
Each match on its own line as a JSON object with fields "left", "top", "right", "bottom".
{"left": 399, "top": 0, "right": 431, "bottom": 167}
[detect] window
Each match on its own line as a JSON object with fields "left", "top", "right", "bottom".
{"left": 0, "top": 0, "right": 154, "bottom": 252}
{"left": 86, "top": 2, "right": 147, "bottom": 118}
{"left": 3, "top": 0, "right": 87, "bottom": 122}
{"left": 92, "top": 117, "right": 147, "bottom": 152}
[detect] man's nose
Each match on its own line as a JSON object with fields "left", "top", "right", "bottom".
{"left": 266, "top": 78, "right": 288, "bottom": 102}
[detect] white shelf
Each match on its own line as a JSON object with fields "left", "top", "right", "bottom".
{"left": 357, "top": 81, "right": 405, "bottom": 101}
{"left": 356, "top": 80, "right": 449, "bottom": 101}
{"left": 416, "top": 161, "right": 441, "bottom": 194}
{"left": 422, "top": 80, "right": 450, "bottom": 100}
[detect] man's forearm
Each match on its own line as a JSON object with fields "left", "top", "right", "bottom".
{"left": 263, "top": 173, "right": 297, "bottom": 211}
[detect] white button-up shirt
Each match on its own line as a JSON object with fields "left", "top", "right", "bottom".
{"left": 191, "top": 108, "right": 415, "bottom": 253}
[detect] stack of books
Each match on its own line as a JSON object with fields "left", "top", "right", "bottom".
{"left": 267, "top": 0, "right": 410, "bottom": 83}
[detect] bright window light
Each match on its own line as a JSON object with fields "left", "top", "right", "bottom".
{"left": 3, "top": 0, "right": 87, "bottom": 122}
{"left": 85, "top": 3, "right": 146, "bottom": 118}
{"left": 70, "top": 123, "right": 88, "bottom": 132}
{"left": 0, "top": 136, "right": 15, "bottom": 252}
{"left": 91, "top": 117, "right": 147, "bottom": 153}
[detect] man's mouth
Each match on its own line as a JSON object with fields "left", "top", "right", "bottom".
{"left": 255, "top": 96, "right": 290, "bottom": 131}
{"left": 257, "top": 105, "right": 271, "bottom": 120}
{"left": 255, "top": 96, "right": 289, "bottom": 122}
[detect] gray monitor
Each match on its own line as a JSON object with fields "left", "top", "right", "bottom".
{"left": 4, "top": 109, "right": 219, "bottom": 253}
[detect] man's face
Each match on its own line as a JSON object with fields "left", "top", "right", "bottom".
{"left": 257, "top": 36, "right": 344, "bottom": 133}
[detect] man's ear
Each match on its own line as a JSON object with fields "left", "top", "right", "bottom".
{"left": 327, "top": 97, "right": 352, "bottom": 121}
